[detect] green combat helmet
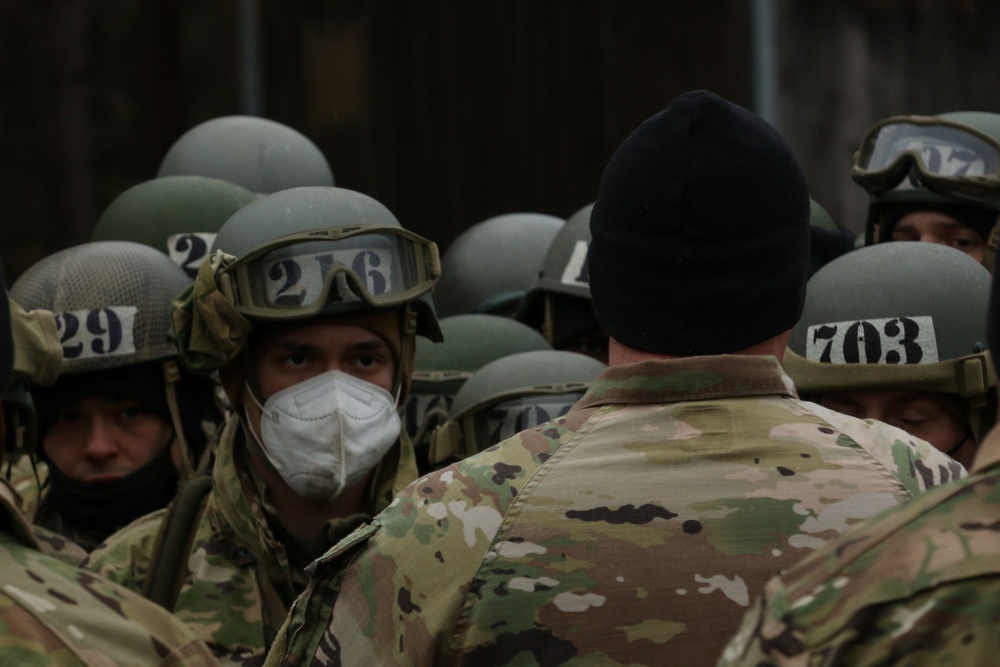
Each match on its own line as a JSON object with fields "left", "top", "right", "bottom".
{"left": 175, "top": 186, "right": 443, "bottom": 402}
{"left": 158, "top": 116, "right": 335, "bottom": 194}
{"left": 428, "top": 349, "right": 606, "bottom": 466}
{"left": 809, "top": 198, "right": 840, "bottom": 232}
{"left": 785, "top": 241, "right": 996, "bottom": 447}
{"left": 434, "top": 212, "right": 564, "bottom": 318}
{"left": 402, "top": 314, "right": 550, "bottom": 471}
{"left": 517, "top": 202, "right": 608, "bottom": 361}
{"left": 91, "top": 175, "right": 257, "bottom": 278}
{"left": 10, "top": 241, "right": 214, "bottom": 478}
{"left": 853, "top": 111, "right": 1000, "bottom": 270}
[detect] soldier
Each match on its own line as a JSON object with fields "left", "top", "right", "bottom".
{"left": 427, "top": 349, "right": 605, "bottom": 467}
{"left": 718, "top": 224, "right": 1000, "bottom": 667}
{"left": 158, "top": 115, "right": 335, "bottom": 194}
{"left": 433, "top": 212, "right": 564, "bottom": 318}
{"left": 807, "top": 198, "right": 855, "bottom": 278}
{"left": 403, "top": 314, "right": 551, "bottom": 472}
{"left": 11, "top": 242, "right": 217, "bottom": 552}
{"left": 783, "top": 241, "right": 995, "bottom": 469}
{"left": 854, "top": 110, "right": 1000, "bottom": 269}
{"left": 0, "top": 261, "right": 220, "bottom": 667}
{"left": 264, "top": 91, "right": 961, "bottom": 667}
{"left": 517, "top": 203, "right": 610, "bottom": 363}
{"left": 84, "top": 186, "right": 439, "bottom": 665}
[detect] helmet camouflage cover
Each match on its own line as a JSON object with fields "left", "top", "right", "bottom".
{"left": 11, "top": 241, "right": 191, "bottom": 376}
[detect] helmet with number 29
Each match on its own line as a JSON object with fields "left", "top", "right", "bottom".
{"left": 10, "top": 241, "right": 211, "bottom": 475}
{"left": 784, "top": 242, "right": 996, "bottom": 451}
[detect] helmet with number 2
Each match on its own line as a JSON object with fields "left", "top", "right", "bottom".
{"left": 784, "top": 242, "right": 996, "bottom": 442}
{"left": 91, "top": 176, "right": 257, "bottom": 278}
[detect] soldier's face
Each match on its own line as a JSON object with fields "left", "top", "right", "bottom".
{"left": 818, "top": 389, "right": 976, "bottom": 468}
{"left": 889, "top": 211, "right": 986, "bottom": 262}
{"left": 242, "top": 320, "right": 397, "bottom": 441}
{"left": 42, "top": 394, "right": 175, "bottom": 482}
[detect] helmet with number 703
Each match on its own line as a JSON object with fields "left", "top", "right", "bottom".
{"left": 784, "top": 241, "right": 996, "bottom": 442}
{"left": 91, "top": 176, "right": 257, "bottom": 278}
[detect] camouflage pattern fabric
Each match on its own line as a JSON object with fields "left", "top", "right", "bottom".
{"left": 717, "top": 422, "right": 1000, "bottom": 667}
{"left": 265, "top": 355, "right": 963, "bottom": 667}
{"left": 0, "top": 476, "right": 219, "bottom": 666}
{"left": 85, "top": 413, "right": 418, "bottom": 666}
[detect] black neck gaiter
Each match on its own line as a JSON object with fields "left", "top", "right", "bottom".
{"left": 46, "top": 444, "right": 180, "bottom": 536}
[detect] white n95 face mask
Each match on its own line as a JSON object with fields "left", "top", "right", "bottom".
{"left": 246, "top": 370, "right": 401, "bottom": 500}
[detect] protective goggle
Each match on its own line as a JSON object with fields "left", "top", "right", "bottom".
{"left": 223, "top": 225, "right": 441, "bottom": 320}
{"left": 852, "top": 116, "right": 1000, "bottom": 202}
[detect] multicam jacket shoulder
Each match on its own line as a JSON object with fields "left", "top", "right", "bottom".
{"left": 0, "top": 478, "right": 219, "bottom": 666}
{"left": 718, "top": 425, "right": 1000, "bottom": 667}
{"left": 268, "top": 355, "right": 962, "bottom": 667}
{"left": 85, "top": 415, "right": 418, "bottom": 666}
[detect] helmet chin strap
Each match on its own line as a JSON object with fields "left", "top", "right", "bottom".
{"left": 162, "top": 359, "right": 194, "bottom": 479}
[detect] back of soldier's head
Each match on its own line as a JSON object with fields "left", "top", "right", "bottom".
{"left": 588, "top": 90, "right": 810, "bottom": 356}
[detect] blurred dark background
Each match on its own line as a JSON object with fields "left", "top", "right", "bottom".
{"left": 2, "top": 0, "right": 998, "bottom": 281}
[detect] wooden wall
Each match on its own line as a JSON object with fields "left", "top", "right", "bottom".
{"left": 1, "top": 0, "right": 996, "bottom": 281}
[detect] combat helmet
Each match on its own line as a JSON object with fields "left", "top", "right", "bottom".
{"left": 10, "top": 241, "right": 212, "bottom": 476}
{"left": 91, "top": 176, "right": 257, "bottom": 278}
{"left": 428, "top": 350, "right": 606, "bottom": 466}
{"left": 434, "top": 212, "right": 564, "bottom": 318}
{"left": 517, "top": 203, "right": 607, "bottom": 360}
{"left": 853, "top": 111, "right": 1000, "bottom": 269}
{"left": 402, "top": 314, "right": 550, "bottom": 470}
{"left": 158, "top": 116, "right": 334, "bottom": 194}
{"left": 785, "top": 242, "right": 996, "bottom": 444}
{"left": 174, "top": 186, "right": 442, "bottom": 404}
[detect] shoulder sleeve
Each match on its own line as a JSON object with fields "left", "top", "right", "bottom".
{"left": 82, "top": 508, "right": 168, "bottom": 593}
{"left": 802, "top": 402, "right": 966, "bottom": 494}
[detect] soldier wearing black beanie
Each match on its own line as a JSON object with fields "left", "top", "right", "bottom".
{"left": 589, "top": 89, "right": 811, "bottom": 356}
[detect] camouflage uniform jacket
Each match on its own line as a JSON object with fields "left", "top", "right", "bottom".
{"left": 266, "top": 355, "right": 963, "bottom": 667}
{"left": 83, "top": 414, "right": 418, "bottom": 666}
{"left": 0, "top": 476, "right": 219, "bottom": 666}
{"left": 718, "top": 420, "right": 1000, "bottom": 666}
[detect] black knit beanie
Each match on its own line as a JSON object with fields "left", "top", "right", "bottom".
{"left": 588, "top": 90, "right": 810, "bottom": 355}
